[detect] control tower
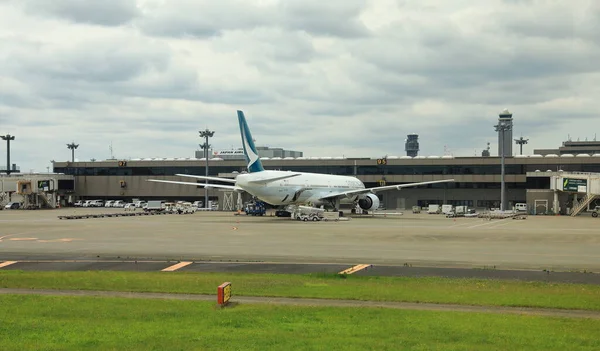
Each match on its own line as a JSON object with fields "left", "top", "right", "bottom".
{"left": 497, "top": 109, "right": 513, "bottom": 157}
{"left": 405, "top": 134, "right": 419, "bottom": 157}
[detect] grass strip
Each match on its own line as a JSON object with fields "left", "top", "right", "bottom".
{"left": 1, "top": 270, "right": 599, "bottom": 311}
{"left": 1, "top": 294, "right": 599, "bottom": 351}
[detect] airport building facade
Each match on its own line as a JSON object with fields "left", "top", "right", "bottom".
{"left": 52, "top": 154, "right": 600, "bottom": 212}
{"left": 194, "top": 146, "right": 303, "bottom": 160}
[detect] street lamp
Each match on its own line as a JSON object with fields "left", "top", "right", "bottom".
{"left": 1, "top": 134, "right": 15, "bottom": 175}
{"left": 514, "top": 136, "right": 529, "bottom": 156}
{"left": 199, "top": 129, "right": 215, "bottom": 209}
{"left": 67, "top": 142, "right": 79, "bottom": 162}
{"left": 495, "top": 122, "right": 513, "bottom": 211}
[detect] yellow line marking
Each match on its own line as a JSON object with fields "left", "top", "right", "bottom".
{"left": 0, "top": 261, "right": 18, "bottom": 269}
{"left": 339, "top": 264, "right": 372, "bottom": 275}
{"left": 161, "top": 261, "right": 193, "bottom": 272}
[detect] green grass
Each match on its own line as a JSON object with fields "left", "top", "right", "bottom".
{"left": 0, "top": 294, "right": 599, "bottom": 351}
{"left": 2, "top": 270, "right": 600, "bottom": 311}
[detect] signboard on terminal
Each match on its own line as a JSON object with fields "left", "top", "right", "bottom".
{"left": 214, "top": 150, "right": 245, "bottom": 156}
{"left": 562, "top": 178, "right": 587, "bottom": 192}
{"left": 37, "top": 180, "right": 50, "bottom": 191}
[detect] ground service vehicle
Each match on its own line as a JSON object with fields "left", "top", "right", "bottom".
{"left": 515, "top": 203, "right": 528, "bottom": 212}
{"left": 428, "top": 205, "right": 440, "bottom": 214}
{"left": 592, "top": 206, "right": 600, "bottom": 218}
{"left": 144, "top": 201, "right": 165, "bottom": 212}
{"left": 441, "top": 204, "right": 454, "bottom": 214}
{"left": 245, "top": 201, "right": 266, "bottom": 216}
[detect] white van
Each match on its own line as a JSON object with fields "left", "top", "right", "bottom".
{"left": 427, "top": 204, "right": 440, "bottom": 214}
{"left": 441, "top": 204, "right": 454, "bottom": 214}
{"left": 515, "top": 203, "right": 527, "bottom": 212}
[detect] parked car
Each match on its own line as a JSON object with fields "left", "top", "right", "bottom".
{"left": 592, "top": 206, "right": 600, "bottom": 218}
{"left": 73, "top": 200, "right": 84, "bottom": 207}
{"left": 104, "top": 200, "right": 114, "bottom": 207}
{"left": 112, "top": 200, "right": 125, "bottom": 208}
{"left": 89, "top": 200, "right": 104, "bottom": 207}
{"left": 4, "top": 202, "right": 20, "bottom": 210}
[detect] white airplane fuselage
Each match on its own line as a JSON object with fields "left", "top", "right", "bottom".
{"left": 236, "top": 170, "right": 365, "bottom": 206}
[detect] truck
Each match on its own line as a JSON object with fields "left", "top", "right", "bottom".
{"left": 293, "top": 206, "right": 325, "bottom": 221}
{"left": 427, "top": 204, "right": 440, "bottom": 214}
{"left": 592, "top": 206, "right": 600, "bottom": 218}
{"left": 441, "top": 204, "right": 454, "bottom": 215}
{"left": 144, "top": 200, "right": 165, "bottom": 212}
{"left": 455, "top": 206, "right": 467, "bottom": 215}
{"left": 244, "top": 201, "right": 266, "bottom": 216}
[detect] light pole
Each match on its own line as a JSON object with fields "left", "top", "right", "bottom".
{"left": 1, "top": 134, "right": 15, "bottom": 175}
{"left": 67, "top": 142, "right": 79, "bottom": 162}
{"left": 495, "top": 122, "right": 512, "bottom": 211}
{"left": 199, "top": 129, "right": 215, "bottom": 209}
{"left": 514, "top": 136, "right": 529, "bottom": 155}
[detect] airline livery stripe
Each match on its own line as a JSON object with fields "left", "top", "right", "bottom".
{"left": 339, "top": 264, "right": 372, "bottom": 275}
{"left": 0, "top": 261, "right": 18, "bottom": 269}
{"left": 161, "top": 261, "right": 193, "bottom": 272}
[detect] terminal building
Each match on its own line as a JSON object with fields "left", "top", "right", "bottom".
{"left": 52, "top": 153, "right": 600, "bottom": 214}
{"left": 534, "top": 140, "right": 600, "bottom": 156}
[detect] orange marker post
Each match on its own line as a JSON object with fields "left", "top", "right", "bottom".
{"left": 217, "top": 282, "right": 232, "bottom": 306}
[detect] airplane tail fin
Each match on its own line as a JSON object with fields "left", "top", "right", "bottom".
{"left": 237, "top": 110, "right": 265, "bottom": 173}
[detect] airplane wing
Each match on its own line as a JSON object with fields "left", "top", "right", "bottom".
{"left": 175, "top": 174, "right": 237, "bottom": 183}
{"left": 147, "top": 179, "right": 243, "bottom": 191}
{"left": 319, "top": 179, "right": 455, "bottom": 200}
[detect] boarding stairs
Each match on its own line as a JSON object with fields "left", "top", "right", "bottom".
{"left": 19, "top": 192, "right": 56, "bottom": 209}
{"left": 571, "top": 194, "right": 598, "bottom": 217}
{"left": 39, "top": 192, "right": 56, "bottom": 209}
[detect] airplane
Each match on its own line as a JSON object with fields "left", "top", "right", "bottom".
{"left": 148, "top": 110, "right": 455, "bottom": 213}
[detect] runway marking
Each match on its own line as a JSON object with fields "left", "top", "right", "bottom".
{"left": 0, "top": 261, "right": 17, "bottom": 269}
{"left": 339, "top": 264, "right": 372, "bottom": 275}
{"left": 486, "top": 221, "right": 518, "bottom": 229}
{"left": 161, "top": 261, "right": 193, "bottom": 272}
{"left": 466, "top": 218, "right": 513, "bottom": 229}
{"left": 8, "top": 238, "right": 38, "bottom": 241}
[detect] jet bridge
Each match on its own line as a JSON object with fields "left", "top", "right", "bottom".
{"left": 0, "top": 174, "right": 75, "bottom": 209}
{"left": 548, "top": 172, "right": 600, "bottom": 216}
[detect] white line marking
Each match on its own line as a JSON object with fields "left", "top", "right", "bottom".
{"left": 161, "top": 261, "right": 193, "bottom": 272}
{"left": 467, "top": 218, "right": 512, "bottom": 229}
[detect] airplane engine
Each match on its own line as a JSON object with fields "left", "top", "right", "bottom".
{"left": 358, "top": 194, "right": 380, "bottom": 211}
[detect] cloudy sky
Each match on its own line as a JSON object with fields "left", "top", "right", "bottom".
{"left": 1, "top": 0, "right": 599, "bottom": 171}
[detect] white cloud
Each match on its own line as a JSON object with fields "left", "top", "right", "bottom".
{"left": 0, "top": 0, "right": 599, "bottom": 171}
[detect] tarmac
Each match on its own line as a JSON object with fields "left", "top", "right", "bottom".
{"left": 1, "top": 208, "right": 600, "bottom": 283}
